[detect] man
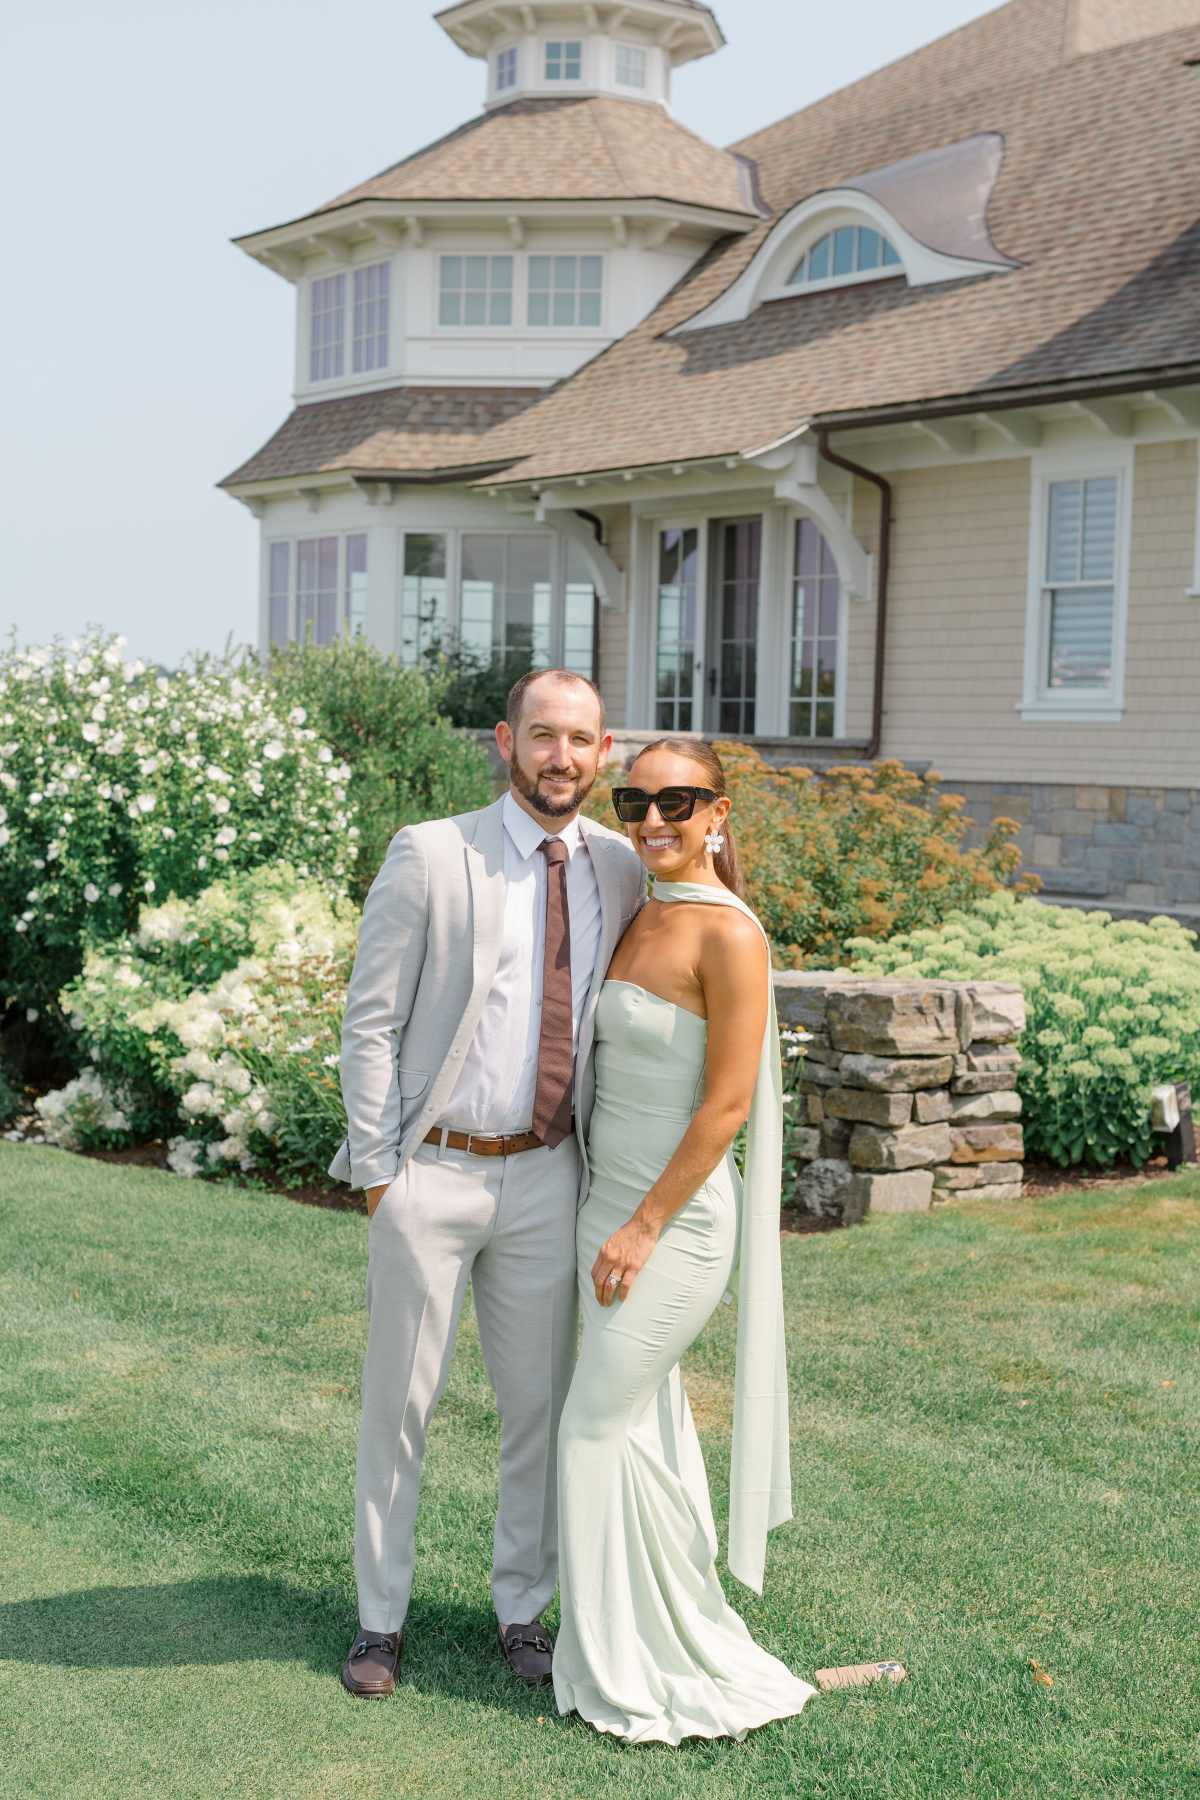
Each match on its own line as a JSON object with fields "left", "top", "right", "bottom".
{"left": 329, "top": 668, "right": 646, "bottom": 1698}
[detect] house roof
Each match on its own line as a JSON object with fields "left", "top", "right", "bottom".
{"left": 304, "top": 95, "right": 762, "bottom": 220}
{"left": 467, "top": 0, "right": 1200, "bottom": 484}
{"left": 219, "top": 386, "right": 543, "bottom": 488}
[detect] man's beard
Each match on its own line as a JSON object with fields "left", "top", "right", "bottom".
{"left": 510, "top": 749, "right": 595, "bottom": 820}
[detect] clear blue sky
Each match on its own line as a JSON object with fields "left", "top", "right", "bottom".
{"left": 0, "top": 0, "right": 1003, "bottom": 667}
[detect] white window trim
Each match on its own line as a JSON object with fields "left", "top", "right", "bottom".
{"left": 432, "top": 250, "right": 607, "bottom": 336}
{"left": 266, "top": 531, "right": 367, "bottom": 646}
{"left": 671, "top": 189, "right": 1006, "bottom": 335}
{"left": 543, "top": 37, "right": 584, "bottom": 82}
{"left": 613, "top": 42, "right": 648, "bottom": 89}
{"left": 396, "top": 527, "right": 597, "bottom": 673}
{"left": 494, "top": 41, "right": 518, "bottom": 93}
{"left": 303, "top": 258, "right": 395, "bottom": 390}
{"left": 784, "top": 223, "right": 905, "bottom": 297}
{"left": 1018, "top": 446, "right": 1133, "bottom": 724}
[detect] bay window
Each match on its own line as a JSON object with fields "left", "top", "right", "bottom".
{"left": 266, "top": 533, "right": 367, "bottom": 646}
{"left": 790, "top": 518, "right": 841, "bottom": 738}
{"left": 396, "top": 530, "right": 596, "bottom": 678}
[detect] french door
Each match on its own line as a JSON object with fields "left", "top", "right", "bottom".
{"left": 705, "top": 516, "right": 761, "bottom": 734}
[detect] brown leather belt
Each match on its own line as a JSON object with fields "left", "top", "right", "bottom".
{"left": 423, "top": 1125, "right": 565, "bottom": 1157}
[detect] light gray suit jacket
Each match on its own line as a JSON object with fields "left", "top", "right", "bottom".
{"left": 328, "top": 794, "right": 647, "bottom": 1194}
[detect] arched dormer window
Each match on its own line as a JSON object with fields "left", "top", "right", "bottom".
{"left": 788, "top": 225, "right": 903, "bottom": 290}
{"left": 671, "top": 135, "right": 1018, "bottom": 336}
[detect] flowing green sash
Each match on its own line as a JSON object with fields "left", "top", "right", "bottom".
{"left": 653, "top": 880, "right": 793, "bottom": 1595}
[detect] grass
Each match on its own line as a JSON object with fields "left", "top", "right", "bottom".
{"left": 0, "top": 1143, "right": 1197, "bottom": 1800}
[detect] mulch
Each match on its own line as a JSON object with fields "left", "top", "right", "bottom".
{"left": 10, "top": 1132, "right": 1191, "bottom": 1220}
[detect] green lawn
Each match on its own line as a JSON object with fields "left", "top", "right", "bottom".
{"left": 0, "top": 1143, "right": 1196, "bottom": 1800}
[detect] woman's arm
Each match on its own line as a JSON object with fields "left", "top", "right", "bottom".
{"left": 591, "top": 911, "right": 769, "bottom": 1307}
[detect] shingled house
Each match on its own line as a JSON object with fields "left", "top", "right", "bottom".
{"left": 221, "top": 0, "right": 1200, "bottom": 916}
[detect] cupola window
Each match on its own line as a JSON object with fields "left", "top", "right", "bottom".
{"left": 438, "top": 254, "right": 514, "bottom": 326}
{"left": 545, "top": 39, "right": 582, "bottom": 81}
{"left": 615, "top": 44, "right": 647, "bottom": 88}
{"left": 495, "top": 45, "right": 518, "bottom": 90}
{"left": 528, "top": 255, "right": 603, "bottom": 328}
{"left": 788, "top": 226, "right": 903, "bottom": 288}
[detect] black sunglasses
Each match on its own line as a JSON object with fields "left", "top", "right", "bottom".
{"left": 611, "top": 785, "right": 720, "bottom": 824}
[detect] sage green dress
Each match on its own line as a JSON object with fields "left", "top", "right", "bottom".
{"left": 553, "top": 882, "right": 816, "bottom": 1745}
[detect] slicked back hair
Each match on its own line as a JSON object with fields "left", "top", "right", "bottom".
{"left": 505, "top": 668, "right": 606, "bottom": 736}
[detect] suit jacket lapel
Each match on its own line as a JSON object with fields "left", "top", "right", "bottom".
{"left": 456, "top": 796, "right": 507, "bottom": 1052}
{"left": 577, "top": 823, "right": 623, "bottom": 1076}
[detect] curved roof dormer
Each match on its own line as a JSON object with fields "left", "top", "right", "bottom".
{"left": 672, "top": 132, "right": 1019, "bottom": 334}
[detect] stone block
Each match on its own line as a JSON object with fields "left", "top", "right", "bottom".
{"left": 826, "top": 984, "right": 960, "bottom": 1056}
{"left": 1092, "top": 821, "right": 1143, "bottom": 849}
{"left": 1126, "top": 792, "right": 1162, "bottom": 827}
{"left": 805, "top": 1093, "right": 825, "bottom": 1125}
{"left": 849, "top": 1122, "right": 953, "bottom": 1171}
{"left": 825, "top": 1087, "right": 914, "bottom": 1127}
{"left": 1035, "top": 866, "right": 1111, "bottom": 897}
{"left": 820, "top": 1118, "right": 852, "bottom": 1158}
{"left": 1084, "top": 847, "right": 1138, "bottom": 884}
{"left": 953, "top": 1070, "right": 1023, "bottom": 1094}
{"left": 1032, "top": 833, "right": 1061, "bottom": 868}
{"left": 1125, "top": 884, "right": 1159, "bottom": 907}
{"left": 962, "top": 1181, "right": 1025, "bottom": 1202}
{"left": 965, "top": 983, "right": 1026, "bottom": 1042}
{"left": 914, "top": 1089, "right": 952, "bottom": 1123}
{"left": 791, "top": 1127, "right": 821, "bottom": 1162}
{"left": 934, "top": 1161, "right": 1023, "bottom": 1189}
{"left": 949, "top": 1090, "right": 1023, "bottom": 1122}
{"left": 949, "top": 1123, "right": 1025, "bottom": 1163}
{"left": 840, "top": 1052, "right": 956, "bottom": 1091}
{"left": 847, "top": 1170, "right": 934, "bottom": 1215}
{"left": 1164, "top": 789, "right": 1192, "bottom": 813}
{"left": 793, "top": 1157, "right": 861, "bottom": 1222}
{"left": 1167, "top": 871, "right": 1200, "bottom": 904}
{"left": 799, "top": 1061, "right": 842, "bottom": 1090}
{"left": 1076, "top": 786, "right": 1110, "bottom": 811}
{"left": 774, "top": 978, "right": 836, "bottom": 1033}
{"left": 799, "top": 1031, "right": 839, "bottom": 1066}
{"left": 954, "top": 1045, "right": 1021, "bottom": 1075}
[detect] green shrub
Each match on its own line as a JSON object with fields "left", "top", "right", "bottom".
{"left": 0, "top": 1055, "right": 22, "bottom": 1130}
{"left": 585, "top": 746, "right": 1037, "bottom": 967}
{"left": 54, "top": 864, "right": 358, "bottom": 1182}
{"left": 846, "top": 890, "right": 1200, "bottom": 1168}
{"left": 0, "top": 629, "right": 357, "bottom": 1044}
{"left": 420, "top": 629, "right": 537, "bottom": 732}
{"left": 266, "top": 635, "right": 494, "bottom": 900}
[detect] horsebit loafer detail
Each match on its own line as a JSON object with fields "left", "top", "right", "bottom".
{"left": 498, "top": 1620, "right": 554, "bottom": 1687}
{"left": 341, "top": 1627, "right": 404, "bottom": 1697}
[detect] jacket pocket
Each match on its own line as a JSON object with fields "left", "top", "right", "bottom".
{"left": 395, "top": 1066, "right": 430, "bottom": 1137}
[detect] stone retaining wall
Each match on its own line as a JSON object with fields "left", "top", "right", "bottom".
{"left": 774, "top": 973, "right": 1027, "bottom": 1223}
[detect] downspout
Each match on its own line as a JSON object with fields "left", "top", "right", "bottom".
{"left": 815, "top": 430, "right": 892, "bottom": 762}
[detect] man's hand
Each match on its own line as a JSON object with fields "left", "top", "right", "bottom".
{"left": 366, "top": 1182, "right": 390, "bottom": 1219}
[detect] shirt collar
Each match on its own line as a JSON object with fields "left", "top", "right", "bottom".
{"left": 502, "top": 789, "right": 585, "bottom": 862}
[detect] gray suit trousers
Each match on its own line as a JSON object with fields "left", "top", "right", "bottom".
{"left": 356, "top": 1133, "right": 580, "bottom": 1632}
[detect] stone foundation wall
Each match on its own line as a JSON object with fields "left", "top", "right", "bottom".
{"left": 774, "top": 974, "right": 1026, "bottom": 1223}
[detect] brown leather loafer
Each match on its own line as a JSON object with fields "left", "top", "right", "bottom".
{"left": 341, "top": 1626, "right": 403, "bottom": 1697}
{"left": 498, "top": 1620, "right": 554, "bottom": 1687}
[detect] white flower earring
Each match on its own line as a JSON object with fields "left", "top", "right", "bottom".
{"left": 704, "top": 829, "right": 725, "bottom": 855}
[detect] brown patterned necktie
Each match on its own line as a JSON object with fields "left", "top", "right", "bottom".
{"left": 533, "top": 836, "right": 574, "bottom": 1148}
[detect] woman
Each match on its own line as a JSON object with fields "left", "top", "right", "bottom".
{"left": 553, "top": 740, "right": 816, "bottom": 1745}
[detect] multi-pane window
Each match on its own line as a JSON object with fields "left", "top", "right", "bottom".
{"left": 345, "top": 534, "right": 368, "bottom": 637}
{"left": 1042, "top": 476, "right": 1118, "bottom": 690}
{"left": 527, "top": 255, "right": 603, "bottom": 328}
{"left": 399, "top": 534, "right": 449, "bottom": 667}
{"left": 352, "top": 262, "right": 390, "bottom": 374}
{"left": 268, "top": 534, "right": 366, "bottom": 646}
{"left": 563, "top": 542, "right": 596, "bottom": 677}
{"left": 545, "top": 39, "right": 582, "bottom": 80}
{"left": 790, "top": 519, "right": 840, "bottom": 738}
{"left": 788, "top": 227, "right": 902, "bottom": 286}
{"left": 615, "top": 43, "right": 647, "bottom": 87}
{"left": 496, "top": 45, "right": 518, "bottom": 89}
{"left": 309, "top": 273, "right": 346, "bottom": 381}
{"left": 461, "top": 535, "right": 554, "bottom": 665}
{"left": 438, "top": 255, "right": 514, "bottom": 326}
{"left": 710, "top": 518, "right": 760, "bottom": 735}
{"left": 268, "top": 543, "right": 290, "bottom": 647}
{"left": 655, "top": 528, "right": 699, "bottom": 731}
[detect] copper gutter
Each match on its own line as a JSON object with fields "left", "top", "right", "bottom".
{"left": 816, "top": 429, "right": 892, "bottom": 762}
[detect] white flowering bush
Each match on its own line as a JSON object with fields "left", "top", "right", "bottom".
{"left": 55, "top": 863, "right": 358, "bottom": 1182}
{"left": 33, "top": 1069, "right": 132, "bottom": 1151}
{"left": 0, "top": 628, "right": 359, "bottom": 1038}
{"left": 846, "top": 891, "right": 1200, "bottom": 1168}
